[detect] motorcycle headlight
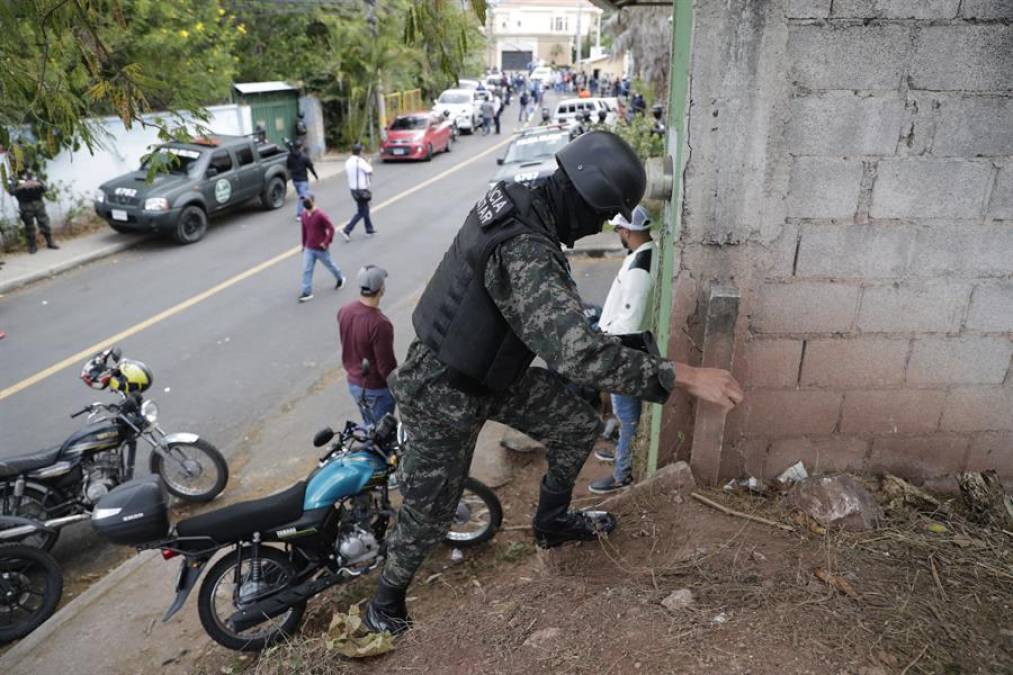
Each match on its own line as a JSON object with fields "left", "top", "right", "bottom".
{"left": 144, "top": 197, "right": 169, "bottom": 211}
{"left": 95, "top": 190, "right": 106, "bottom": 204}
{"left": 141, "top": 399, "right": 159, "bottom": 424}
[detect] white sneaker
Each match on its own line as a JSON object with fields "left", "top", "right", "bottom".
{"left": 298, "top": 293, "right": 314, "bottom": 303}
{"left": 340, "top": 231, "right": 351, "bottom": 243}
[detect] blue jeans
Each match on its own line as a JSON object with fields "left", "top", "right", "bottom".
{"left": 610, "top": 393, "right": 642, "bottom": 482}
{"left": 294, "top": 180, "right": 310, "bottom": 217}
{"left": 348, "top": 384, "right": 396, "bottom": 427}
{"left": 344, "top": 197, "right": 374, "bottom": 235}
{"left": 301, "top": 248, "right": 342, "bottom": 295}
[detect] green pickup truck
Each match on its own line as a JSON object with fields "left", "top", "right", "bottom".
{"left": 94, "top": 135, "right": 289, "bottom": 244}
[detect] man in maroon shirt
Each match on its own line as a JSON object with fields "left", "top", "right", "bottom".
{"left": 299, "top": 194, "right": 345, "bottom": 302}
{"left": 337, "top": 265, "right": 397, "bottom": 425}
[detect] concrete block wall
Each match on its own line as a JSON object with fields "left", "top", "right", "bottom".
{"left": 661, "top": 0, "right": 1013, "bottom": 485}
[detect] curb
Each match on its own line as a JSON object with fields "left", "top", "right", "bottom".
{"left": 0, "top": 236, "right": 147, "bottom": 295}
{"left": 0, "top": 549, "right": 158, "bottom": 671}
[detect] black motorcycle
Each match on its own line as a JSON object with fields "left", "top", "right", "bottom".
{"left": 0, "top": 349, "right": 229, "bottom": 551}
{"left": 0, "top": 517, "right": 63, "bottom": 643}
{"left": 92, "top": 389, "right": 501, "bottom": 651}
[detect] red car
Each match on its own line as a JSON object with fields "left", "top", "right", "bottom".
{"left": 380, "top": 112, "right": 454, "bottom": 162}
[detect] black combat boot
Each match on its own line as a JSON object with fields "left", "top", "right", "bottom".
{"left": 26, "top": 238, "right": 37, "bottom": 254}
{"left": 43, "top": 233, "right": 59, "bottom": 250}
{"left": 363, "top": 577, "right": 412, "bottom": 635}
{"left": 532, "top": 478, "right": 618, "bottom": 549}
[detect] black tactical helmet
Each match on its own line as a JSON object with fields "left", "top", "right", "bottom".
{"left": 555, "top": 131, "right": 645, "bottom": 220}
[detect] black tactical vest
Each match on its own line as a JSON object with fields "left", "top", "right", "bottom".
{"left": 412, "top": 182, "right": 560, "bottom": 393}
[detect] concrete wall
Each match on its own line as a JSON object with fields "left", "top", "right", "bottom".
{"left": 1, "top": 104, "right": 253, "bottom": 226}
{"left": 663, "top": 0, "right": 1013, "bottom": 485}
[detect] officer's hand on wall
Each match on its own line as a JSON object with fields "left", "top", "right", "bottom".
{"left": 675, "top": 364, "right": 744, "bottom": 410}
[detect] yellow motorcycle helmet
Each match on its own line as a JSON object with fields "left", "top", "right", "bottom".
{"left": 108, "top": 359, "right": 154, "bottom": 394}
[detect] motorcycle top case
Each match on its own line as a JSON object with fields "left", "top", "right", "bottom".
{"left": 91, "top": 477, "right": 170, "bottom": 545}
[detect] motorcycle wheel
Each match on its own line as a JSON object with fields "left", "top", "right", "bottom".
{"left": 444, "top": 477, "right": 502, "bottom": 549}
{"left": 0, "top": 487, "right": 60, "bottom": 551}
{"left": 153, "top": 439, "right": 229, "bottom": 503}
{"left": 0, "top": 544, "right": 63, "bottom": 644}
{"left": 197, "top": 545, "right": 304, "bottom": 652}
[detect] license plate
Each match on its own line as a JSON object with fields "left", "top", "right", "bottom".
{"left": 111, "top": 209, "right": 128, "bottom": 221}
{"left": 392, "top": 148, "right": 408, "bottom": 156}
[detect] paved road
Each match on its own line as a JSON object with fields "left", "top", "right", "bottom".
{"left": 0, "top": 93, "right": 630, "bottom": 572}
{"left": 0, "top": 106, "right": 538, "bottom": 459}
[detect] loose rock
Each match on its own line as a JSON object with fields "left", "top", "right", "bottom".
{"left": 661, "top": 588, "right": 694, "bottom": 612}
{"left": 524, "top": 627, "right": 562, "bottom": 648}
{"left": 787, "top": 474, "right": 882, "bottom": 531}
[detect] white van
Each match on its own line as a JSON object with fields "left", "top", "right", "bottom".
{"left": 530, "top": 66, "right": 553, "bottom": 84}
{"left": 552, "top": 98, "right": 616, "bottom": 126}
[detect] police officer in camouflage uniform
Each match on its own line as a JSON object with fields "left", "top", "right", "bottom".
{"left": 363, "top": 131, "right": 743, "bottom": 635}
{"left": 7, "top": 169, "right": 58, "bottom": 254}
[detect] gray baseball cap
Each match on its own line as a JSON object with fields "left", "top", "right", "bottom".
{"left": 358, "top": 265, "right": 388, "bottom": 295}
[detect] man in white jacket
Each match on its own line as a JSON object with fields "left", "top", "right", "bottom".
{"left": 341, "top": 143, "right": 375, "bottom": 241}
{"left": 589, "top": 205, "right": 655, "bottom": 494}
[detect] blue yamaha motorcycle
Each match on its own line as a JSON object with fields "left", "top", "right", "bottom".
{"left": 90, "top": 382, "right": 502, "bottom": 651}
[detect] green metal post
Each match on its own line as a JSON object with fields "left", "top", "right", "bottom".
{"left": 646, "top": 0, "right": 694, "bottom": 477}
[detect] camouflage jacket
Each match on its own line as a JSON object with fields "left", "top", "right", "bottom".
{"left": 484, "top": 233, "right": 674, "bottom": 402}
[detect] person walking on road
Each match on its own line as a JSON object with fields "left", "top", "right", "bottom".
{"left": 7, "top": 168, "right": 58, "bottom": 254}
{"left": 480, "top": 98, "right": 495, "bottom": 136}
{"left": 492, "top": 92, "right": 503, "bottom": 135}
{"left": 341, "top": 143, "right": 375, "bottom": 241}
{"left": 361, "top": 131, "right": 743, "bottom": 636}
{"left": 337, "top": 265, "right": 397, "bottom": 426}
{"left": 298, "top": 194, "right": 345, "bottom": 303}
{"left": 588, "top": 205, "right": 655, "bottom": 494}
{"left": 518, "top": 91, "right": 530, "bottom": 122}
{"left": 286, "top": 144, "right": 318, "bottom": 221}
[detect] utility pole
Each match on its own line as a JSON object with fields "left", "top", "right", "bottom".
{"left": 488, "top": 1, "right": 496, "bottom": 71}
{"left": 574, "top": 0, "right": 582, "bottom": 65}
{"left": 365, "top": 0, "right": 383, "bottom": 146}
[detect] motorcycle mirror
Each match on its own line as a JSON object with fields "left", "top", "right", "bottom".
{"left": 496, "top": 158, "right": 504, "bottom": 165}
{"left": 361, "top": 358, "right": 371, "bottom": 377}
{"left": 313, "top": 428, "right": 335, "bottom": 448}
{"left": 110, "top": 347, "right": 122, "bottom": 362}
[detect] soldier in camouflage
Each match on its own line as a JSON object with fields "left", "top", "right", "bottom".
{"left": 364, "top": 131, "right": 743, "bottom": 635}
{"left": 7, "top": 169, "right": 58, "bottom": 254}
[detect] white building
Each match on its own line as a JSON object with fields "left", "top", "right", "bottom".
{"left": 485, "top": 0, "right": 605, "bottom": 71}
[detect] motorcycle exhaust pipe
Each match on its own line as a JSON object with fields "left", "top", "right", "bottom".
{"left": 228, "top": 574, "right": 344, "bottom": 633}
{"left": 45, "top": 514, "right": 91, "bottom": 529}
{"left": 0, "top": 514, "right": 88, "bottom": 540}
{"left": 0, "top": 524, "right": 41, "bottom": 540}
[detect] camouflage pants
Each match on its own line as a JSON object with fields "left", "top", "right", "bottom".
{"left": 19, "top": 201, "right": 51, "bottom": 241}
{"left": 382, "top": 340, "right": 602, "bottom": 588}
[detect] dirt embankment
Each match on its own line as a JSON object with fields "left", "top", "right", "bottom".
{"left": 198, "top": 445, "right": 1013, "bottom": 675}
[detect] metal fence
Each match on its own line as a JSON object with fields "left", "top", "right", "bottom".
{"left": 381, "top": 89, "right": 425, "bottom": 127}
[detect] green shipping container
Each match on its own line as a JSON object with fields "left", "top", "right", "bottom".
{"left": 232, "top": 82, "right": 300, "bottom": 147}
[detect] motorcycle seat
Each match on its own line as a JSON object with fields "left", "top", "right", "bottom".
{"left": 175, "top": 481, "right": 307, "bottom": 542}
{"left": 0, "top": 447, "right": 63, "bottom": 478}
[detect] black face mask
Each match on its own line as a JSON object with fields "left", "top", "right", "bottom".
{"left": 539, "top": 170, "right": 606, "bottom": 248}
